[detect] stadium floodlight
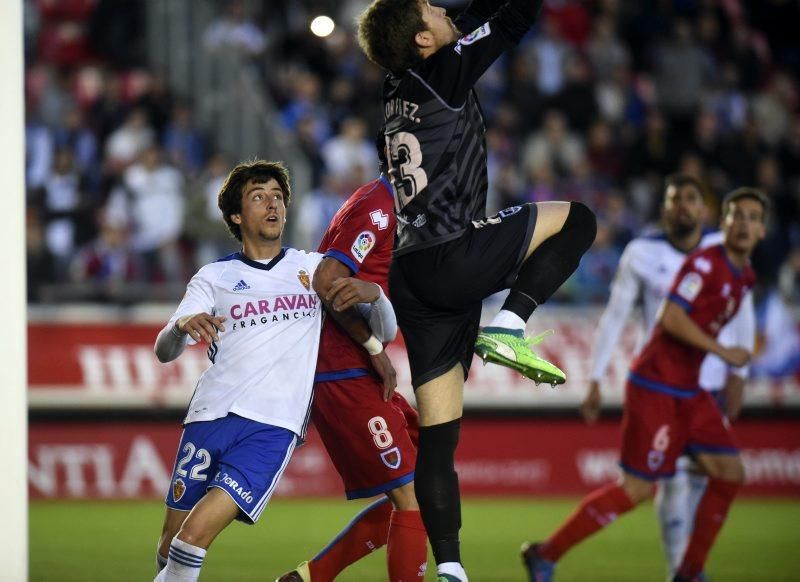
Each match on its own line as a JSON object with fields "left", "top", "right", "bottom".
{"left": 310, "top": 15, "right": 335, "bottom": 37}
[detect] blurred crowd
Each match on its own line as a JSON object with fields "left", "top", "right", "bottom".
{"left": 24, "top": 0, "right": 800, "bottom": 328}
{"left": 24, "top": 0, "right": 247, "bottom": 302}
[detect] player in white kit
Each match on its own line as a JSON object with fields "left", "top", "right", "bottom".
{"left": 151, "top": 160, "right": 397, "bottom": 582}
{"left": 581, "top": 174, "right": 755, "bottom": 576}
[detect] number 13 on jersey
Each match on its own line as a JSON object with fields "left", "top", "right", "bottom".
{"left": 387, "top": 132, "right": 428, "bottom": 211}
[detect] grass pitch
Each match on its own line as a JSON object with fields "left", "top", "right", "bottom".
{"left": 30, "top": 498, "right": 800, "bottom": 581}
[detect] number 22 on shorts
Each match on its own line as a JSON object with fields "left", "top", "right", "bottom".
{"left": 175, "top": 442, "right": 212, "bottom": 481}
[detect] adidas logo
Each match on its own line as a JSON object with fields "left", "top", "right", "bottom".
{"left": 232, "top": 279, "right": 251, "bottom": 291}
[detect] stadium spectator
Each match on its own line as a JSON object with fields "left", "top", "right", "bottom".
{"left": 587, "top": 15, "right": 630, "bottom": 82}
{"left": 34, "top": 148, "right": 89, "bottom": 282}
{"left": 133, "top": 72, "right": 174, "bottom": 138}
{"left": 506, "top": 53, "right": 548, "bottom": 134}
{"left": 20, "top": 0, "right": 800, "bottom": 313}
{"left": 753, "top": 248, "right": 800, "bottom": 380}
{"left": 626, "top": 109, "right": 675, "bottom": 178}
{"left": 163, "top": 102, "right": 206, "bottom": 176}
{"left": 53, "top": 106, "right": 99, "bottom": 182}
{"left": 106, "top": 146, "right": 185, "bottom": 284}
{"left": 654, "top": 19, "right": 713, "bottom": 130}
{"left": 104, "top": 107, "right": 155, "bottom": 174}
{"left": 555, "top": 55, "right": 598, "bottom": 133}
{"left": 70, "top": 211, "right": 137, "bottom": 300}
{"left": 564, "top": 219, "right": 620, "bottom": 304}
{"left": 752, "top": 72, "right": 795, "bottom": 147}
{"left": 321, "top": 116, "right": 376, "bottom": 180}
{"left": 203, "top": 0, "right": 266, "bottom": 56}
{"left": 522, "top": 110, "right": 585, "bottom": 179}
{"left": 585, "top": 119, "right": 623, "bottom": 184}
{"left": 280, "top": 71, "right": 330, "bottom": 139}
{"left": 87, "top": 72, "right": 129, "bottom": 143}
{"left": 25, "top": 113, "right": 54, "bottom": 191}
{"left": 184, "top": 153, "right": 238, "bottom": 268}
{"left": 26, "top": 208, "right": 54, "bottom": 302}
{"left": 528, "top": 15, "right": 571, "bottom": 96}
{"left": 36, "top": 67, "right": 75, "bottom": 128}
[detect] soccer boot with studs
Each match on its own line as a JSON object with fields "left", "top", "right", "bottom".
{"left": 475, "top": 327, "right": 566, "bottom": 386}
{"left": 276, "top": 561, "right": 310, "bottom": 582}
{"left": 521, "top": 542, "right": 555, "bottom": 582}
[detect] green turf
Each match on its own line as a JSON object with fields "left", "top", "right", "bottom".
{"left": 30, "top": 498, "right": 800, "bottom": 581}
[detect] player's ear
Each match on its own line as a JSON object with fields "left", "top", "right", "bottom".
{"left": 415, "top": 29, "right": 433, "bottom": 49}
{"left": 231, "top": 213, "right": 242, "bottom": 225}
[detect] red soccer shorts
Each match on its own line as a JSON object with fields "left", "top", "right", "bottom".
{"left": 312, "top": 375, "right": 419, "bottom": 499}
{"left": 620, "top": 379, "right": 739, "bottom": 481}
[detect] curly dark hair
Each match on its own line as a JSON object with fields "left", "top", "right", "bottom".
{"left": 217, "top": 160, "right": 292, "bottom": 242}
{"left": 357, "top": 0, "right": 427, "bottom": 73}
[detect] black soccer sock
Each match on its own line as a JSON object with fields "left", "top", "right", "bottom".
{"left": 502, "top": 201, "right": 597, "bottom": 321}
{"left": 415, "top": 418, "right": 462, "bottom": 565}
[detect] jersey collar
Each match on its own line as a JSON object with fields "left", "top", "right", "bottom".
{"left": 231, "top": 248, "right": 287, "bottom": 271}
{"left": 379, "top": 173, "right": 394, "bottom": 199}
{"left": 720, "top": 245, "right": 745, "bottom": 278}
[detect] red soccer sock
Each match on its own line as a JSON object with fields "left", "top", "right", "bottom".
{"left": 677, "top": 478, "right": 741, "bottom": 578}
{"left": 387, "top": 510, "right": 428, "bottom": 581}
{"left": 540, "top": 483, "right": 636, "bottom": 562}
{"left": 309, "top": 498, "right": 392, "bottom": 581}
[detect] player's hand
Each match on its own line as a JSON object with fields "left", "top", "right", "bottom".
{"left": 177, "top": 313, "right": 227, "bottom": 344}
{"left": 370, "top": 350, "right": 397, "bottom": 401}
{"left": 722, "top": 375, "right": 745, "bottom": 422}
{"left": 327, "top": 277, "right": 380, "bottom": 312}
{"left": 580, "top": 380, "right": 602, "bottom": 424}
{"left": 725, "top": 391, "right": 743, "bottom": 422}
{"left": 720, "top": 347, "right": 751, "bottom": 368}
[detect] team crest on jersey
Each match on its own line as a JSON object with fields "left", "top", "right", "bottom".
{"left": 172, "top": 477, "right": 186, "bottom": 502}
{"left": 297, "top": 269, "right": 310, "bottom": 290}
{"left": 370, "top": 209, "right": 389, "bottom": 230}
{"left": 380, "top": 446, "right": 402, "bottom": 469}
{"left": 352, "top": 231, "right": 376, "bottom": 263}
{"left": 676, "top": 272, "right": 703, "bottom": 302}
{"left": 647, "top": 450, "right": 664, "bottom": 471}
{"left": 455, "top": 23, "right": 491, "bottom": 54}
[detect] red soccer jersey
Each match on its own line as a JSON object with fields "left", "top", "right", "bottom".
{"left": 315, "top": 176, "right": 396, "bottom": 379}
{"left": 630, "top": 244, "right": 756, "bottom": 394}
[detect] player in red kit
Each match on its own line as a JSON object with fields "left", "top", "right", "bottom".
{"left": 522, "top": 188, "right": 768, "bottom": 582}
{"left": 277, "top": 174, "right": 427, "bottom": 582}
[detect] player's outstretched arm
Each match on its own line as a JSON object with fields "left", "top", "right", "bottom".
{"left": 313, "top": 258, "right": 376, "bottom": 345}
{"left": 722, "top": 374, "right": 745, "bottom": 421}
{"left": 356, "top": 286, "right": 398, "bottom": 344}
{"left": 580, "top": 381, "right": 603, "bottom": 424}
{"left": 154, "top": 313, "right": 226, "bottom": 363}
{"left": 313, "top": 258, "right": 398, "bottom": 398}
{"left": 423, "top": 0, "right": 544, "bottom": 107}
{"left": 583, "top": 245, "right": 641, "bottom": 423}
{"left": 659, "top": 301, "right": 751, "bottom": 367}
{"left": 329, "top": 277, "right": 398, "bottom": 343}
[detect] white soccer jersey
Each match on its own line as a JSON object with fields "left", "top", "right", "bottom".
{"left": 590, "top": 230, "right": 755, "bottom": 390}
{"left": 168, "top": 248, "right": 324, "bottom": 436}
